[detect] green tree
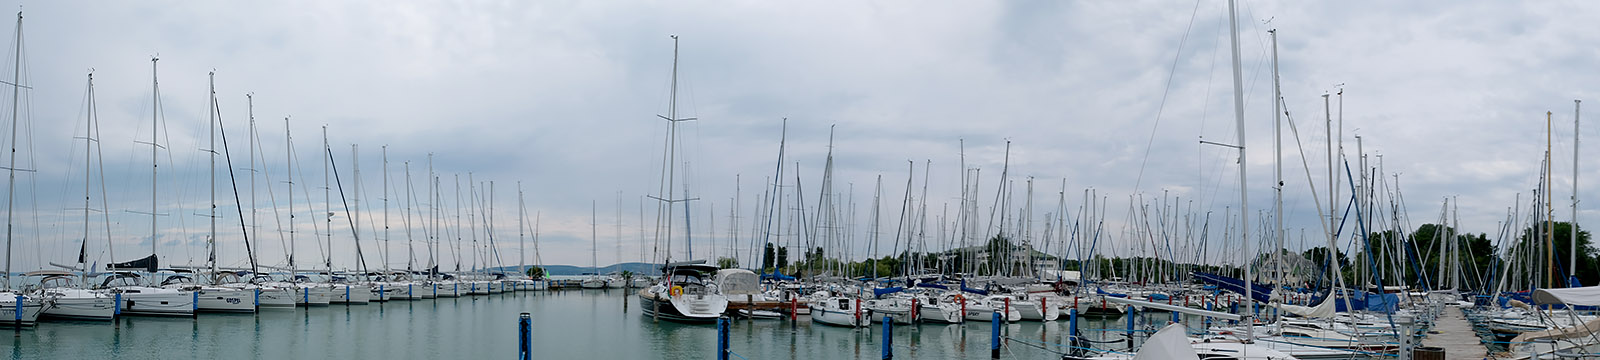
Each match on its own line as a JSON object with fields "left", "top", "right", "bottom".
{"left": 717, "top": 256, "right": 739, "bottom": 269}
{"left": 762, "top": 243, "right": 775, "bottom": 270}
{"left": 525, "top": 266, "right": 545, "bottom": 279}
{"left": 1508, "top": 221, "right": 1596, "bottom": 288}
{"left": 777, "top": 246, "right": 789, "bottom": 269}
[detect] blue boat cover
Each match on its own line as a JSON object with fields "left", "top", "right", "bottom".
{"left": 1095, "top": 288, "right": 1129, "bottom": 298}
{"left": 959, "top": 280, "right": 989, "bottom": 296}
{"left": 1191, "top": 272, "right": 1272, "bottom": 303}
{"left": 761, "top": 269, "right": 796, "bottom": 281}
{"left": 873, "top": 286, "right": 904, "bottom": 298}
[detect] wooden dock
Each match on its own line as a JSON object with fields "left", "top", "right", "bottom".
{"left": 1422, "top": 305, "right": 1489, "bottom": 359}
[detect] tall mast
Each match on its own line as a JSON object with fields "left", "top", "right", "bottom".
{"left": 405, "top": 161, "right": 414, "bottom": 272}
{"left": 1572, "top": 100, "right": 1581, "bottom": 286}
{"left": 2, "top": 12, "right": 18, "bottom": 288}
{"left": 593, "top": 201, "right": 599, "bottom": 276}
{"left": 1547, "top": 111, "right": 1554, "bottom": 288}
{"left": 79, "top": 72, "right": 96, "bottom": 284}
{"left": 80, "top": 72, "right": 96, "bottom": 284}
{"left": 353, "top": 144, "right": 363, "bottom": 275}
{"left": 426, "top": 154, "right": 434, "bottom": 278}
{"left": 248, "top": 94, "right": 257, "bottom": 277}
{"left": 286, "top": 116, "right": 296, "bottom": 279}
{"left": 208, "top": 71, "right": 218, "bottom": 277}
{"left": 518, "top": 181, "right": 525, "bottom": 274}
{"left": 1270, "top": 29, "right": 1284, "bottom": 307}
{"left": 384, "top": 146, "right": 390, "bottom": 275}
{"left": 323, "top": 126, "right": 332, "bottom": 272}
{"left": 150, "top": 57, "right": 160, "bottom": 264}
{"left": 1225, "top": 0, "right": 1254, "bottom": 341}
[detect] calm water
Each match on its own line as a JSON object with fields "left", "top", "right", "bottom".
{"left": 0, "top": 289, "right": 1189, "bottom": 359}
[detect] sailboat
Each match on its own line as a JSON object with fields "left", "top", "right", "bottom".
{"left": 322, "top": 130, "right": 370, "bottom": 305}
{"left": 104, "top": 57, "right": 196, "bottom": 317}
{"left": 581, "top": 202, "right": 606, "bottom": 289}
{"left": 28, "top": 71, "right": 115, "bottom": 321}
{"left": 0, "top": 11, "right": 48, "bottom": 327}
{"left": 636, "top": 35, "right": 729, "bottom": 323}
{"left": 218, "top": 94, "right": 296, "bottom": 310}
{"left": 159, "top": 72, "right": 254, "bottom": 313}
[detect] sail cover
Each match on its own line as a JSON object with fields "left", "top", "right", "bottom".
{"left": 1270, "top": 294, "right": 1337, "bottom": 319}
{"left": 1531, "top": 286, "right": 1600, "bottom": 306}
{"left": 108, "top": 254, "right": 158, "bottom": 272}
{"left": 1133, "top": 323, "right": 1200, "bottom": 360}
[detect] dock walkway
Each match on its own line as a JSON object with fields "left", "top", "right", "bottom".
{"left": 1422, "top": 305, "right": 1489, "bottom": 359}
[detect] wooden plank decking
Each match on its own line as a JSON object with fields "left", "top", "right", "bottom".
{"left": 1422, "top": 305, "right": 1490, "bottom": 359}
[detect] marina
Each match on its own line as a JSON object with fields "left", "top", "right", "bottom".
{"left": 0, "top": 2, "right": 1597, "bottom": 360}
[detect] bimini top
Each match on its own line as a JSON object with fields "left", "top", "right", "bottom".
{"left": 662, "top": 260, "right": 717, "bottom": 275}
{"left": 1531, "top": 286, "right": 1600, "bottom": 306}
{"left": 23, "top": 270, "right": 75, "bottom": 277}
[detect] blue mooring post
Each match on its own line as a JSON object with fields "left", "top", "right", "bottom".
{"left": 1068, "top": 308, "right": 1078, "bottom": 344}
{"left": 1172, "top": 306, "right": 1180, "bottom": 324}
{"left": 114, "top": 293, "right": 122, "bottom": 316}
{"left": 716, "top": 316, "right": 730, "bottom": 360}
{"left": 1125, "top": 308, "right": 1136, "bottom": 349}
{"left": 990, "top": 311, "right": 1001, "bottom": 359}
{"left": 882, "top": 316, "right": 892, "bottom": 360}
{"left": 1229, "top": 302, "right": 1239, "bottom": 325}
{"left": 15, "top": 294, "right": 23, "bottom": 322}
{"left": 518, "top": 312, "right": 532, "bottom": 360}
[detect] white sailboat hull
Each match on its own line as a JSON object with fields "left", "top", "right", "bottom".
{"left": 256, "top": 287, "right": 296, "bottom": 309}
{"left": 37, "top": 288, "right": 115, "bottom": 320}
{"left": 0, "top": 295, "right": 47, "bottom": 327}
{"left": 113, "top": 288, "right": 196, "bottom": 316}
{"left": 195, "top": 288, "right": 256, "bottom": 313}
{"left": 332, "top": 284, "right": 371, "bottom": 304}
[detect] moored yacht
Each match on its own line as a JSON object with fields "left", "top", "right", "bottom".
{"left": 101, "top": 272, "right": 196, "bottom": 317}
{"left": 0, "top": 290, "right": 47, "bottom": 327}
{"left": 638, "top": 262, "right": 729, "bottom": 323}
{"left": 26, "top": 271, "right": 114, "bottom": 321}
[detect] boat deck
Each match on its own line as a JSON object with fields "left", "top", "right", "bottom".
{"left": 1422, "top": 305, "right": 1488, "bottom": 359}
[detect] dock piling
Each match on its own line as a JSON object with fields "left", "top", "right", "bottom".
{"left": 518, "top": 312, "right": 531, "bottom": 360}
{"left": 990, "top": 311, "right": 1000, "bottom": 359}
{"left": 717, "top": 316, "right": 730, "bottom": 360}
{"left": 882, "top": 316, "right": 892, "bottom": 360}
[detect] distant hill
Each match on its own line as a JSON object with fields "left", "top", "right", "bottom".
{"left": 487, "top": 262, "right": 663, "bottom": 276}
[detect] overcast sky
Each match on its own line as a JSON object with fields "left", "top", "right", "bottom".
{"left": 0, "top": 1, "right": 1595, "bottom": 274}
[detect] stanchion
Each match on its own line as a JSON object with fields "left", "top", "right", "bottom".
{"left": 882, "top": 316, "right": 892, "bottom": 360}
{"left": 518, "top": 312, "right": 532, "bottom": 360}
{"left": 990, "top": 311, "right": 1001, "bottom": 359}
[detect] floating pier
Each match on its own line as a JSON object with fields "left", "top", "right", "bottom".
{"left": 1421, "top": 305, "right": 1488, "bottom": 359}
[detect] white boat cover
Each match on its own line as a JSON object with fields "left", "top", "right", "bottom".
{"left": 715, "top": 269, "right": 761, "bottom": 295}
{"left": 1134, "top": 323, "right": 1200, "bottom": 360}
{"left": 1531, "top": 286, "right": 1600, "bottom": 306}
{"left": 1270, "top": 295, "right": 1336, "bottom": 319}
